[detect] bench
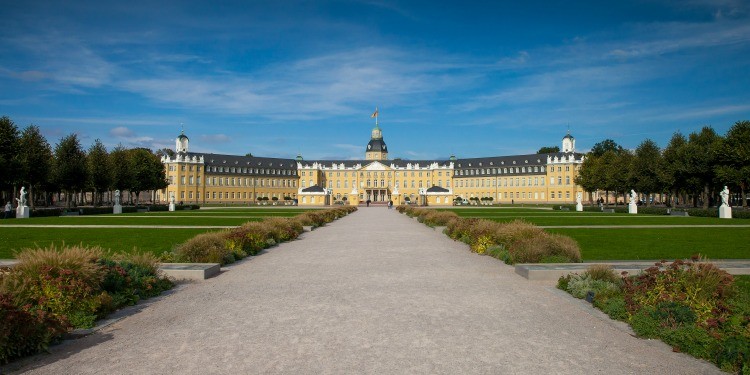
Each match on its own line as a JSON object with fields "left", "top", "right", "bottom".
{"left": 669, "top": 210, "right": 689, "bottom": 217}
{"left": 601, "top": 208, "right": 615, "bottom": 213}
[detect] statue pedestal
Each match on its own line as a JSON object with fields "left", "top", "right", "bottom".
{"left": 719, "top": 205, "right": 732, "bottom": 219}
{"left": 169, "top": 203, "right": 176, "bottom": 212}
{"left": 16, "top": 206, "right": 29, "bottom": 219}
{"left": 113, "top": 204, "right": 122, "bottom": 214}
{"left": 576, "top": 202, "right": 583, "bottom": 212}
{"left": 628, "top": 204, "right": 637, "bottom": 214}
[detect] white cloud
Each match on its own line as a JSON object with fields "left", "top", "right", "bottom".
{"left": 200, "top": 134, "right": 232, "bottom": 143}
{"left": 110, "top": 126, "right": 134, "bottom": 137}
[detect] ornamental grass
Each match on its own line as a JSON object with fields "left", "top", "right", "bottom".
{"left": 0, "top": 244, "right": 173, "bottom": 364}
{"left": 404, "top": 207, "right": 581, "bottom": 264}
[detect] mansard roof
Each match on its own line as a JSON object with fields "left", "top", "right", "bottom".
{"left": 366, "top": 138, "right": 387, "bottom": 152}
{"left": 426, "top": 185, "right": 450, "bottom": 193}
{"left": 299, "top": 159, "right": 453, "bottom": 169}
{"left": 301, "top": 185, "right": 326, "bottom": 193}
{"left": 186, "top": 152, "right": 297, "bottom": 170}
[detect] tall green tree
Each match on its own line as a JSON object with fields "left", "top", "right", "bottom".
{"left": 630, "top": 139, "right": 666, "bottom": 205}
{"left": 537, "top": 146, "right": 560, "bottom": 154}
{"left": 590, "top": 139, "right": 624, "bottom": 157}
{"left": 574, "top": 154, "right": 602, "bottom": 202}
{"left": 17, "top": 125, "right": 52, "bottom": 209}
{"left": 684, "top": 127, "right": 722, "bottom": 208}
{"left": 110, "top": 145, "right": 134, "bottom": 199}
{"left": 127, "top": 148, "right": 167, "bottom": 206}
{"left": 53, "top": 134, "right": 87, "bottom": 208}
{"left": 662, "top": 132, "right": 688, "bottom": 206}
{"left": 0, "top": 116, "right": 20, "bottom": 200}
{"left": 715, "top": 120, "right": 750, "bottom": 207}
{"left": 86, "top": 139, "right": 112, "bottom": 206}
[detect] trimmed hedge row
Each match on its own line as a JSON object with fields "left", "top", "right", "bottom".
{"left": 397, "top": 205, "right": 581, "bottom": 264}
{"left": 559, "top": 261, "right": 750, "bottom": 373}
{"left": 0, "top": 245, "right": 173, "bottom": 364}
{"left": 163, "top": 206, "right": 358, "bottom": 265}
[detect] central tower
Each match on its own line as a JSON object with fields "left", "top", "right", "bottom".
{"left": 365, "top": 123, "right": 388, "bottom": 160}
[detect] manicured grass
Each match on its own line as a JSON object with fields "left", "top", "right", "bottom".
{"left": 0, "top": 227, "right": 215, "bottom": 259}
{"left": 547, "top": 227, "right": 750, "bottom": 260}
{"left": 0, "top": 216, "right": 262, "bottom": 226}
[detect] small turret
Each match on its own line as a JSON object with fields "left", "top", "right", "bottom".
{"left": 176, "top": 130, "right": 189, "bottom": 153}
{"left": 562, "top": 132, "right": 575, "bottom": 153}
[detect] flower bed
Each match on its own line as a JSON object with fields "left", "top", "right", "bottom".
{"left": 396, "top": 205, "right": 581, "bottom": 264}
{"left": 163, "top": 206, "right": 358, "bottom": 265}
{"left": 558, "top": 260, "right": 750, "bottom": 373}
{"left": 0, "top": 245, "right": 173, "bottom": 364}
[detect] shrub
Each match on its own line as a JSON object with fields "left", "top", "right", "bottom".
{"left": 0, "top": 293, "right": 69, "bottom": 364}
{"left": 585, "top": 264, "right": 620, "bottom": 284}
{"left": 1, "top": 245, "right": 110, "bottom": 328}
{"left": 509, "top": 232, "right": 581, "bottom": 264}
{"left": 262, "top": 217, "right": 303, "bottom": 242}
{"left": 622, "top": 259, "right": 735, "bottom": 327}
{"left": 564, "top": 273, "right": 620, "bottom": 299}
{"left": 174, "top": 231, "right": 235, "bottom": 265}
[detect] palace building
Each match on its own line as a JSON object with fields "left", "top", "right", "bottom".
{"left": 161, "top": 122, "right": 585, "bottom": 206}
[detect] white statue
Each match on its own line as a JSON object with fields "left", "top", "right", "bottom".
{"left": 114, "top": 190, "right": 121, "bottom": 205}
{"left": 629, "top": 190, "right": 637, "bottom": 205}
{"left": 16, "top": 186, "right": 27, "bottom": 207}
{"left": 170, "top": 192, "right": 176, "bottom": 204}
{"left": 576, "top": 192, "right": 582, "bottom": 204}
{"left": 720, "top": 186, "right": 729, "bottom": 207}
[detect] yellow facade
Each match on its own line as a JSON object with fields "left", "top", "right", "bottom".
{"left": 162, "top": 127, "right": 584, "bottom": 206}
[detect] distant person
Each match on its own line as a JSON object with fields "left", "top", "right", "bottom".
{"left": 388, "top": 200, "right": 393, "bottom": 209}
{"left": 4, "top": 201, "right": 11, "bottom": 219}
{"left": 366, "top": 199, "right": 371, "bottom": 207}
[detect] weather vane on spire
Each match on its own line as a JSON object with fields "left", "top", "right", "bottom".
{"left": 180, "top": 122, "right": 184, "bottom": 134}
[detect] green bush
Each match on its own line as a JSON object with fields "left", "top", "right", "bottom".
{"left": 0, "top": 293, "right": 69, "bottom": 364}
{"left": 174, "top": 231, "right": 235, "bottom": 265}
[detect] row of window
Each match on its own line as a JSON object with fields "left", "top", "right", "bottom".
{"left": 302, "top": 170, "right": 451, "bottom": 178}
{"left": 170, "top": 164, "right": 297, "bottom": 176}
{"left": 462, "top": 190, "right": 572, "bottom": 200}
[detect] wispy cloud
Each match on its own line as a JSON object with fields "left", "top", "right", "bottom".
{"left": 200, "top": 134, "right": 232, "bottom": 143}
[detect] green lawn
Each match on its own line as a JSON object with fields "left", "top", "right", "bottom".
{"left": 0, "top": 228, "right": 216, "bottom": 259}
{"left": 547, "top": 227, "right": 750, "bottom": 260}
{"left": 440, "top": 207, "right": 750, "bottom": 261}
{"left": 0, "top": 216, "right": 263, "bottom": 226}
{"left": 0, "top": 208, "right": 323, "bottom": 258}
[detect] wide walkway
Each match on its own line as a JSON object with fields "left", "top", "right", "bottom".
{"left": 10, "top": 208, "right": 720, "bottom": 374}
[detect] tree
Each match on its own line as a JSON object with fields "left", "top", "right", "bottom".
{"left": 630, "top": 139, "right": 667, "bottom": 205}
{"left": 575, "top": 154, "right": 602, "bottom": 202}
{"left": 590, "top": 139, "right": 624, "bottom": 157}
{"left": 715, "top": 120, "right": 750, "bottom": 207}
{"left": 155, "top": 148, "right": 175, "bottom": 159}
{"left": 0, "top": 116, "right": 20, "bottom": 200}
{"left": 245, "top": 152, "right": 253, "bottom": 157}
{"left": 537, "top": 146, "right": 560, "bottom": 154}
{"left": 662, "top": 132, "right": 688, "bottom": 206}
{"left": 53, "top": 134, "right": 87, "bottom": 208}
{"left": 17, "top": 125, "right": 52, "bottom": 209}
{"left": 87, "top": 139, "right": 112, "bottom": 206}
{"left": 127, "top": 148, "right": 167, "bottom": 206}
{"left": 683, "top": 127, "right": 722, "bottom": 208}
{"left": 110, "top": 145, "right": 134, "bottom": 197}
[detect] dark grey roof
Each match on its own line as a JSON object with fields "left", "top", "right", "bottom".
{"left": 366, "top": 138, "right": 387, "bottom": 152}
{"left": 454, "top": 154, "right": 545, "bottom": 176}
{"left": 301, "top": 185, "right": 326, "bottom": 193}
{"left": 300, "top": 159, "right": 452, "bottom": 169}
{"left": 186, "top": 152, "right": 297, "bottom": 177}
{"left": 426, "top": 185, "right": 450, "bottom": 193}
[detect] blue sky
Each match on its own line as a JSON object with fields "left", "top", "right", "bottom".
{"left": 1, "top": 0, "right": 749, "bottom": 160}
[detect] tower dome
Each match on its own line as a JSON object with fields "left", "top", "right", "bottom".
{"left": 365, "top": 124, "right": 388, "bottom": 160}
{"left": 561, "top": 132, "right": 575, "bottom": 153}
{"left": 176, "top": 130, "right": 189, "bottom": 153}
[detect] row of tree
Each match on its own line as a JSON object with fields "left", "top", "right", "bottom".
{"left": 575, "top": 121, "right": 750, "bottom": 208}
{"left": 0, "top": 116, "right": 168, "bottom": 209}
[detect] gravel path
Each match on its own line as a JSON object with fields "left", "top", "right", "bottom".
{"left": 8, "top": 207, "right": 721, "bottom": 374}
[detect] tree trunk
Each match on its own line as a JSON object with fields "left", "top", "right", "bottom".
{"left": 741, "top": 184, "right": 747, "bottom": 208}
{"left": 29, "top": 185, "right": 35, "bottom": 210}
{"left": 702, "top": 185, "right": 710, "bottom": 209}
